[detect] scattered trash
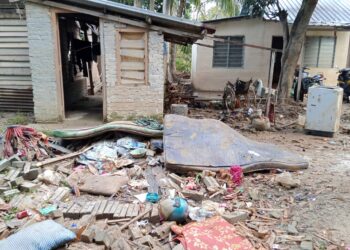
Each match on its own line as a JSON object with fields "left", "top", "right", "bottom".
{"left": 159, "top": 197, "right": 189, "bottom": 223}
{"left": 146, "top": 193, "right": 160, "bottom": 203}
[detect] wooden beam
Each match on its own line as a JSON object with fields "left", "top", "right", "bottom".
{"left": 28, "top": 0, "right": 202, "bottom": 40}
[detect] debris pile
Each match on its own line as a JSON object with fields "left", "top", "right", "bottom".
{"left": 0, "top": 117, "right": 344, "bottom": 249}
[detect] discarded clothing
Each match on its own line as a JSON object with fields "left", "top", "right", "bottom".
{"left": 0, "top": 220, "right": 76, "bottom": 250}
{"left": 48, "top": 121, "right": 163, "bottom": 140}
{"left": 171, "top": 216, "right": 253, "bottom": 250}
{"left": 164, "top": 115, "right": 308, "bottom": 173}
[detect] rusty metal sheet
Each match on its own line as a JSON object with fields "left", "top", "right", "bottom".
{"left": 164, "top": 115, "right": 308, "bottom": 173}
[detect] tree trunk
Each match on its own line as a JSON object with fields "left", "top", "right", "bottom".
{"left": 277, "top": 11, "right": 289, "bottom": 96}
{"left": 278, "top": 0, "right": 318, "bottom": 101}
{"left": 134, "top": 0, "right": 141, "bottom": 8}
{"left": 168, "top": 0, "right": 186, "bottom": 81}
{"left": 150, "top": 0, "right": 155, "bottom": 11}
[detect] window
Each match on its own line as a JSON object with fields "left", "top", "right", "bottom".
{"left": 116, "top": 30, "right": 148, "bottom": 85}
{"left": 304, "top": 36, "right": 336, "bottom": 68}
{"left": 213, "top": 36, "right": 244, "bottom": 68}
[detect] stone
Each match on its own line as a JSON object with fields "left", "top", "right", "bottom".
{"left": 182, "top": 190, "right": 204, "bottom": 201}
{"left": 275, "top": 172, "right": 300, "bottom": 189}
{"left": 248, "top": 188, "right": 260, "bottom": 201}
{"left": 19, "top": 181, "right": 39, "bottom": 192}
{"left": 222, "top": 211, "right": 249, "bottom": 224}
{"left": 203, "top": 176, "right": 220, "bottom": 192}
{"left": 170, "top": 104, "right": 188, "bottom": 116}
{"left": 49, "top": 209, "right": 63, "bottom": 219}
{"left": 129, "top": 224, "right": 143, "bottom": 240}
{"left": 168, "top": 173, "right": 184, "bottom": 186}
{"left": 149, "top": 204, "right": 160, "bottom": 224}
{"left": 269, "top": 211, "right": 283, "bottom": 219}
{"left": 94, "top": 227, "right": 106, "bottom": 244}
{"left": 23, "top": 168, "right": 40, "bottom": 181}
{"left": 300, "top": 241, "right": 313, "bottom": 250}
{"left": 81, "top": 225, "right": 97, "bottom": 243}
{"left": 111, "top": 237, "right": 132, "bottom": 250}
{"left": 287, "top": 224, "right": 299, "bottom": 235}
{"left": 252, "top": 117, "right": 271, "bottom": 131}
{"left": 153, "top": 221, "right": 176, "bottom": 238}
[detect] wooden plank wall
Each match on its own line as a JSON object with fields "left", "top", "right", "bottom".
{"left": 0, "top": 12, "right": 33, "bottom": 112}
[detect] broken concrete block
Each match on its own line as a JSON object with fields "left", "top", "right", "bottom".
{"left": 111, "top": 237, "right": 133, "bottom": 250}
{"left": 222, "top": 211, "right": 249, "bottom": 224}
{"left": 170, "top": 104, "right": 188, "bottom": 116}
{"left": 11, "top": 161, "right": 25, "bottom": 169}
{"left": 23, "top": 162, "right": 31, "bottom": 174}
{"left": 23, "top": 168, "right": 39, "bottom": 181}
{"left": 19, "top": 181, "right": 39, "bottom": 192}
{"left": 203, "top": 176, "right": 220, "bottom": 192}
{"left": 81, "top": 225, "right": 97, "bottom": 243}
{"left": 153, "top": 221, "right": 176, "bottom": 238}
{"left": 0, "top": 155, "right": 21, "bottom": 172}
{"left": 275, "top": 172, "right": 300, "bottom": 189}
{"left": 0, "top": 185, "right": 11, "bottom": 193}
{"left": 4, "top": 168, "right": 21, "bottom": 181}
{"left": 182, "top": 189, "right": 204, "bottom": 201}
{"left": 129, "top": 224, "right": 143, "bottom": 240}
{"left": 300, "top": 241, "right": 313, "bottom": 250}
{"left": 94, "top": 227, "right": 106, "bottom": 244}
{"left": 49, "top": 187, "right": 70, "bottom": 203}
{"left": 168, "top": 173, "right": 184, "bottom": 186}
{"left": 149, "top": 204, "right": 160, "bottom": 224}
{"left": 252, "top": 117, "right": 271, "bottom": 131}
{"left": 9, "top": 176, "right": 24, "bottom": 187}
{"left": 3, "top": 189, "right": 20, "bottom": 198}
{"left": 49, "top": 209, "right": 63, "bottom": 219}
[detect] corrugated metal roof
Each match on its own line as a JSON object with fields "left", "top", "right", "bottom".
{"left": 30, "top": 0, "right": 215, "bottom": 44}
{"left": 271, "top": 0, "right": 350, "bottom": 27}
{"left": 205, "top": 0, "right": 350, "bottom": 28}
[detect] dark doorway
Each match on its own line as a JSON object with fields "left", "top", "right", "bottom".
{"left": 58, "top": 13, "right": 103, "bottom": 121}
{"left": 271, "top": 36, "right": 283, "bottom": 88}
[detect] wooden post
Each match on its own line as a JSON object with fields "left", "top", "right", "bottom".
{"left": 296, "top": 44, "right": 305, "bottom": 101}
{"left": 266, "top": 51, "right": 276, "bottom": 117}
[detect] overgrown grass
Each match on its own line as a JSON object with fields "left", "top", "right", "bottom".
{"left": 5, "top": 112, "right": 30, "bottom": 125}
{"left": 176, "top": 45, "right": 192, "bottom": 73}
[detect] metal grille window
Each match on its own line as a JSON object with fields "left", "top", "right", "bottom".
{"left": 213, "top": 36, "right": 244, "bottom": 68}
{"left": 304, "top": 36, "right": 336, "bottom": 68}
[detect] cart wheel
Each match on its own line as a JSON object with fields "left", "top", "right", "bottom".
{"left": 223, "top": 88, "right": 236, "bottom": 111}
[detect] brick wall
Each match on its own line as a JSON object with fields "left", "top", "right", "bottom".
{"left": 26, "top": 3, "right": 61, "bottom": 122}
{"left": 102, "top": 21, "right": 165, "bottom": 120}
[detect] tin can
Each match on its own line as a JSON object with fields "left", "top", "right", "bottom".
{"left": 16, "top": 210, "right": 29, "bottom": 219}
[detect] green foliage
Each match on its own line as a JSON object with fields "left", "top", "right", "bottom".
{"left": 176, "top": 45, "right": 192, "bottom": 73}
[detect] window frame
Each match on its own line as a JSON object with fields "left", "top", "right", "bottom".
{"left": 212, "top": 36, "right": 245, "bottom": 68}
{"left": 116, "top": 28, "right": 148, "bottom": 86}
{"left": 304, "top": 36, "right": 336, "bottom": 68}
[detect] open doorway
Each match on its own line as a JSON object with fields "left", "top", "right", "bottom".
{"left": 271, "top": 36, "right": 283, "bottom": 88}
{"left": 58, "top": 13, "right": 103, "bottom": 121}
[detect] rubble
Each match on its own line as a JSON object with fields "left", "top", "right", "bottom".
{"left": 0, "top": 111, "right": 345, "bottom": 249}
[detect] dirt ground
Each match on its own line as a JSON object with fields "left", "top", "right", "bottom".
{"left": 0, "top": 101, "right": 349, "bottom": 248}
{"left": 188, "top": 102, "right": 350, "bottom": 246}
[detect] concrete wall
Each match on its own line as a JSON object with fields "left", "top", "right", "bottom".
{"left": 26, "top": 2, "right": 61, "bottom": 122}
{"left": 192, "top": 18, "right": 350, "bottom": 93}
{"left": 101, "top": 20, "right": 164, "bottom": 120}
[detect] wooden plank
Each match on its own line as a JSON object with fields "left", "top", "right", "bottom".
{"left": 113, "top": 203, "right": 123, "bottom": 218}
{"left": 120, "top": 39, "right": 144, "bottom": 49}
{"left": 120, "top": 49, "right": 144, "bottom": 59}
{"left": 121, "top": 61, "right": 144, "bottom": 71}
{"left": 118, "top": 204, "right": 129, "bottom": 218}
{"left": 0, "top": 43, "right": 28, "bottom": 48}
{"left": 121, "top": 79, "right": 145, "bottom": 85}
{"left": 0, "top": 56, "right": 30, "bottom": 62}
{"left": 91, "top": 201, "right": 101, "bottom": 216}
{"left": 130, "top": 204, "right": 140, "bottom": 217}
{"left": 0, "top": 48, "right": 29, "bottom": 56}
{"left": 0, "top": 26, "right": 27, "bottom": 32}
{"left": 121, "top": 71, "right": 145, "bottom": 80}
{"left": 96, "top": 200, "right": 107, "bottom": 219}
{"left": 0, "top": 68, "right": 31, "bottom": 75}
{"left": 0, "top": 20, "right": 27, "bottom": 26}
{"left": 0, "top": 62, "right": 30, "bottom": 67}
{"left": 0, "top": 37, "right": 28, "bottom": 43}
{"left": 80, "top": 202, "right": 96, "bottom": 216}
{"left": 0, "top": 32, "right": 28, "bottom": 37}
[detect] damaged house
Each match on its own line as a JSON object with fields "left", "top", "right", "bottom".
{"left": 0, "top": 0, "right": 213, "bottom": 122}
{"left": 191, "top": 0, "right": 350, "bottom": 97}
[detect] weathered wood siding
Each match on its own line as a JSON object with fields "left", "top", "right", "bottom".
{"left": 0, "top": 12, "right": 33, "bottom": 112}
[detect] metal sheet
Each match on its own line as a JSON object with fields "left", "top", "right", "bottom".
{"left": 164, "top": 115, "right": 308, "bottom": 173}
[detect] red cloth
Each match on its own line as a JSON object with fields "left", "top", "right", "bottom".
{"left": 172, "top": 216, "right": 253, "bottom": 250}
